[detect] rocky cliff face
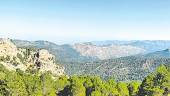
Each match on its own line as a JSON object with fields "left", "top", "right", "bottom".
{"left": 34, "top": 49, "right": 65, "bottom": 76}
{"left": 0, "top": 38, "right": 18, "bottom": 57}
{"left": 0, "top": 38, "right": 65, "bottom": 77}
{"left": 72, "top": 43, "right": 146, "bottom": 60}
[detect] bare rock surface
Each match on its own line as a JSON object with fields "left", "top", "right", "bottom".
{"left": 0, "top": 38, "right": 65, "bottom": 77}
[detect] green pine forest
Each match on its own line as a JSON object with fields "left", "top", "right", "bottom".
{"left": 0, "top": 63, "right": 170, "bottom": 96}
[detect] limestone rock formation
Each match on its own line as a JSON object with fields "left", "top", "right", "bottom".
{"left": 0, "top": 38, "right": 65, "bottom": 77}
{"left": 34, "top": 49, "right": 65, "bottom": 76}
{"left": 0, "top": 38, "right": 17, "bottom": 57}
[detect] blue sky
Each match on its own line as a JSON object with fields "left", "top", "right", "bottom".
{"left": 0, "top": 0, "right": 170, "bottom": 44}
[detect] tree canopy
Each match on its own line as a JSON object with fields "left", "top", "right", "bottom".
{"left": 0, "top": 63, "right": 170, "bottom": 96}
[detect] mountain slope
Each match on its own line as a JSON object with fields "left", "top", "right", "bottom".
{"left": 69, "top": 50, "right": 170, "bottom": 81}
{"left": 145, "top": 49, "right": 170, "bottom": 58}
{"left": 12, "top": 40, "right": 93, "bottom": 63}
{"left": 13, "top": 40, "right": 146, "bottom": 61}
{"left": 72, "top": 43, "right": 145, "bottom": 60}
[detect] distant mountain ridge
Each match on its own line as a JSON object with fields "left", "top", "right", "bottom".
{"left": 12, "top": 40, "right": 93, "bottom": 63}
{"left": 72, "top": 43, "right": 145, "bottom": 60}
{"left": 13, "top": 40, "right": 149, "bottom": 62}
{"left": 91, "top": 40, "right": 170, "bottom": 53}
{"left": 145, "top": 48, "right": 170, "bottom": 58}
{"left": 14, "top": 40, "right": 170, "bottom": 61}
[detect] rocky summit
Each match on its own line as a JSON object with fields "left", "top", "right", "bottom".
{"left": 0, "top": 38, "right": 65, "bottom": 77}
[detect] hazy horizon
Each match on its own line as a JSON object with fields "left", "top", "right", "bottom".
{"left": 3, "top": 38, "right": 170, "bottom": 45}
{"left": 0, "top": 0, "right": 170, "bottom": 44}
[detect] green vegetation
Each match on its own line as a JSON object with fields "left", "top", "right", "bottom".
{"left": 65, "top": 56, "right": 170, "bottom": 81}
{"left": 0, "top": 56, "right": 11, "bottom": 62}
{"left": 0, "top": 63, "right": 170, "bottom": 96}
{"left": 0, "top": 56, "right": 5, "bottom": 61}
{"left": 17, "top": 53, "right": 24, "bottom": 63}
{"left": 138, "top": 64, "right": 170, "bottom": 96}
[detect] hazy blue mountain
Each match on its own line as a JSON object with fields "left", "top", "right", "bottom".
{"left": 91, "top": 40, "right": 170, "bottom": 53}
{"left": 91, "top": 40, "right": 135, "bottom": 46}
{"left": 127, "top": 40, "right": 170, "bottom": 52}
{"left": 145, "top": 49, "right": 170, "bottom": 58}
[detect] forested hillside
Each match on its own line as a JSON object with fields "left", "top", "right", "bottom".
{"left": 0, "top": 63, "right": 170, "bottom": 96}
{"left": 65, "top": 55, "right": 170, "bottom": 81}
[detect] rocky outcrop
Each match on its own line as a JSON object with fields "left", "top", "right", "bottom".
{"left": 33, "top": 49, "right": 65, "bottom": 76}
{"left": 0, "top": 38, "right": 65, "bottom": 77}
{"left": 0, "top": 38, "right": 17, "bottom": 57}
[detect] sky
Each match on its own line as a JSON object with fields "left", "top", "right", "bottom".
{"left": 0, "top": 0, "right": 170, "bottom": 44}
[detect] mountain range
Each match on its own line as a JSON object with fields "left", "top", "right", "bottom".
{"left": 10, "top": 39, "right": 170, "bottom": 81}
